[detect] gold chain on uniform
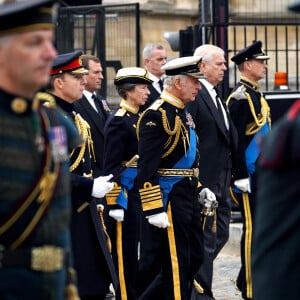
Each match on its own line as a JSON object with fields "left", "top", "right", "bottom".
{"left": 244, "top": 93, "right": 271, "bottom": 135}
{"left": 160, "top": 108, "right": 189, "bottom": 158}
{"left": 69, "top": 113, "right": 95, "bottom": 172}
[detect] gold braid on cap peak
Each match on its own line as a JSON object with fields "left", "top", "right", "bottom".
{"left": 69, "top": 113, "right": 95, "bottom": 172}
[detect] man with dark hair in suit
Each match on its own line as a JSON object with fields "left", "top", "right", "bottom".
{"left": 74, "top": 54, "right": 111, "bottom": 178}
{"left": 47, "top": 50, "right": 117, "bottom": 300}
{"left": 141, "top": 43, "right": 167, "bottom": 110}
{"left": 187, "top": 44, "right": 238, "bottom": 300}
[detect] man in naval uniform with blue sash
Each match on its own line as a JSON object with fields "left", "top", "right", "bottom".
{"left": 226, "top": 40, "right": 271, "bottom": 300}
{"left": 137, "top": 56, "right": 216, "bottom": 300}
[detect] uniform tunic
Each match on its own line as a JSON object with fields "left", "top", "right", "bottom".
{"left": 103, "top": 99, "right": 141, "bottom": 300}
{"left": 0, "top": 89, "right": 82, "bottom": 300}
{"left": 54, "top": 96, "right": 118, "bottom": 298}
{"left": 137, "top": 93, "right": 203, "bottom": 300}
{"left": 227, "top": 77, "right": 271, "bottom": 300}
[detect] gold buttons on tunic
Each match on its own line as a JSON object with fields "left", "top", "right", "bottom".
{"left": 11, "top": 98, "right": 27, "bottom": 114}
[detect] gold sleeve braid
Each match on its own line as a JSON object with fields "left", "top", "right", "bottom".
{"left": 69, "top": 113, "right": 95, "bottom": 172}
{"left": 139, "top": 182, "right": 164, "bottom": 212}
{"left": 106, "top": 182, "right": 122, "bottom": 205}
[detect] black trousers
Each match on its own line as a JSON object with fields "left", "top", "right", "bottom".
{"left": 108, "top": 188, "right": 141, "bottom": 300}
{"left": 235, "top": 191, "right": 255, "bottom": 300}
{"left": 191, "top": 168, "right": 232, "bottom": 299}
{"left": 138, "top": 178, "right": 203, "bottom": 300}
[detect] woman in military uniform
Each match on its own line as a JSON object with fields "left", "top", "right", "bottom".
{"left": 226, "top": 41, "right": 271, "bottom": 300}
{"left": 103, "top": 67, "right": 152, "bottom": 300}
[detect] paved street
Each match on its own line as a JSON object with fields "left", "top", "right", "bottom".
{"left": 212, "top": 222, "right": 243, "bottom": 300}
{"left": 212, "top": 253, "right": 241, "bottom": 300}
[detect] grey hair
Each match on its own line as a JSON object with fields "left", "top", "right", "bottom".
{"left": 163, "top": 75, "right": 187, "bottom": 90}
{"left": 116, "top": 83, "right": 136, "bottom": 99}
{"left": 142, "top": 43, "right": 165, "bottom": 59}
{"left": 193, "top": 44, "right": 225, "bottom": 64}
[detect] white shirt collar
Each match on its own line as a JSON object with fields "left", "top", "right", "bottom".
{"left": 83, "top": 90, "right": 98, "bottom": 111}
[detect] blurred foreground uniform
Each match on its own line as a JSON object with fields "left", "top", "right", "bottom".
{"left": 252, "top": 100, "right": 300, "bottom": 300}
{"left": 0, "top": 1, "right": 82, "bottom": 299}
{"left": 103, "top": 67, "right": 152, "bottom": 300}
{"left": 0, "top": 92, "right": 82, "bottom": 300}
{"left": 137, "top": 56, "right": 205, "bottom": 300}
{"left": 226, "top": 41, "right": 271, "bottom": 300}
{"left": 49, "top": 51, "right": 117, "bottom": 299}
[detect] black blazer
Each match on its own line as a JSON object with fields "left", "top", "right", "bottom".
{"left": 186, "top": 83, "right": 238, "bottom": 190}
{"left": 74, "top": 94, "right": 110, "bottom": 177}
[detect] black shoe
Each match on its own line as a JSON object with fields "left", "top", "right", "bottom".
{"left": 230, "top": 211, "right": 242, "bottom": 223}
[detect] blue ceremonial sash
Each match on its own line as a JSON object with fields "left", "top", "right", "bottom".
{"left": 245, "top": 121, "right": 270, "bottom": 174}
{"left": 234, "top": 121, "right": 269, "bottom": 194}
{"left": 116, "top": 167, "right": 137, "bottom": 209}
{"left": 159, "top": 128, "right": 197, "bottom": 208}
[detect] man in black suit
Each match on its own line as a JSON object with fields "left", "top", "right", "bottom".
{"left": 141, "top": 43, "right": 167, "bottom": 110}
{"left": 74, "top": 54, "right": 111, "bottom": 178}
{"left": 187, "top": 44, "right": 238, "bottom": 300}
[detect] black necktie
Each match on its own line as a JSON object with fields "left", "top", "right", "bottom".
{"left": 92, "top": 94, "right": 106, "bottom": 128}
{"left": 214, "top": 87, "right": 227, "bottom": 130}
{"left": 158, "top": 79, "right": 163, "bottom": 91}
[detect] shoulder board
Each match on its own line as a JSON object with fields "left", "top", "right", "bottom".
{"left": 114, "top": 108, "right": 127, "bottom": 117}
{"left": 149, "top": 99, "right": 164, "bottom": 111}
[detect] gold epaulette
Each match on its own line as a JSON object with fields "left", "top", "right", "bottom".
{"left": 148, "top": 99, "right": 165, "bottom": 111}
{"left": 139, "top": 182, "right": 163, "bottom": 212}
{"left": 106, "top": 182, "right": 122, "bottom": 205}
{"left": 32, "top": 92, "right": 56, "bottom": 110}
{"left": 114, "top": 108, "right": 127, "bottom": 117}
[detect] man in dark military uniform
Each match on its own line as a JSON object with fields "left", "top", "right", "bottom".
{"left": 252, "top": 100, "right": 300, "bottom": 300}
{"left": 137, "top": 56, "right": 216, "bottom": 300}
{"left": 226, "top": 40, "right": 272, "bottom": 300}
{"left": 103, "top": 67, "right": 153, "bottom": 300}
{"left": 47, "top": 51, "right": 118, "bottom": 300}
{"left": 0, "top": 1, "right": 83, "bottom": 299}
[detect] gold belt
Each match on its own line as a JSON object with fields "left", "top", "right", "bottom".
{"left": 157, "top": 168, "right": 199, "bottom": 178}
{"left": 0, "top": 245, "right": 65, "bottom": 272}
{"left": 31, "top": 245, "right": 65, "bottom": 272}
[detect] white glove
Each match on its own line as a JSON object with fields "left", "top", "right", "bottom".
{"left": 147, "top": 212, "right": 170, "bottom": 228}
{"left": 198, "top": 188, "right": 217, "bottom": 209}
{"left": 91, "top": 174, "right": 114, "bottom": 198}
{"left": 234, "top": 178, "right": 251, "bottom": 193}
{"left": 109, "top": 209, "right": 124, "bottom": 222}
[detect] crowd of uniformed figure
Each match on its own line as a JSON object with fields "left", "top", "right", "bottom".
{"left": 4, "top": 1, "right": 300, "bottom": 300}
